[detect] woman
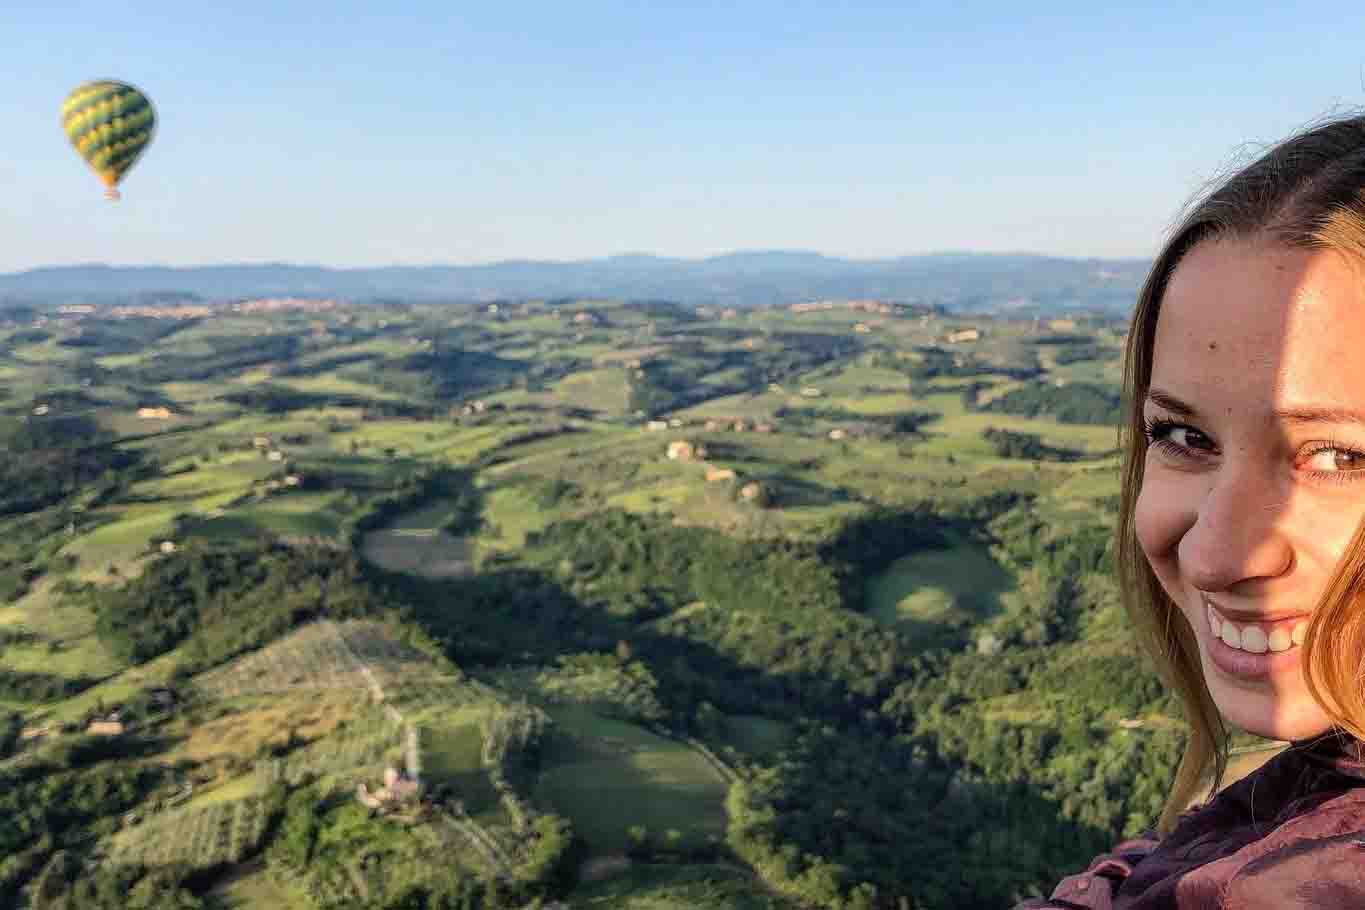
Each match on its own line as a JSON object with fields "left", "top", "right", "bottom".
{"left": 1017, "top": 115, "right": 1365, "bottom": 909}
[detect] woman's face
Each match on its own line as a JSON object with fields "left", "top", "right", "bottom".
{"left": 1135, "top": 236, "right": 1365, "bottom": 742}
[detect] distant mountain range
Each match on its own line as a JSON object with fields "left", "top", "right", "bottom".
{"left": 0, "top": 251, "right": 1150, "bottom": 312}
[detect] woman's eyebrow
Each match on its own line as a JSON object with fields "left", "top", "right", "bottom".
{"left": 1274, "top": 406, "right": 1365, "bottom": 426}
{"left": 1145, "top": 388, "right": 1198, "bottom": 417}
{"left": 1147, "top": 389, "right": 1365, "bottom": 426}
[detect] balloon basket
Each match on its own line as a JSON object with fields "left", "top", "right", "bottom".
{"left": 104, "top": 188, "right": 121, "bottom": 202}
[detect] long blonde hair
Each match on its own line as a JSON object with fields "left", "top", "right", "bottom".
{"left": 1118, "top": 113, "right": 1365, "bottom": 833}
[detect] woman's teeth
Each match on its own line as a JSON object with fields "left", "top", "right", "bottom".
{"left": 1206, "top": 604, "right": 1307, "bottom": 654}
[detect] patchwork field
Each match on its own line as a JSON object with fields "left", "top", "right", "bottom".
{"left": 0, "top": 298, "right": 1143, "bottom": 910}
{"left": 194, "top": 620, "right": 455, "bottom": 699}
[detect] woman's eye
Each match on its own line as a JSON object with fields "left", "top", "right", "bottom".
{"left": 1149, "top": 421, "right": 1213, "bottom": 452}
{"left": 1303, "top": 447, "right": 1365, "bottom": 473}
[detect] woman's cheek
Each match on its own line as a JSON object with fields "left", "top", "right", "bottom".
{"left": 1134, "top": 467, "right": 1195, "bottom": 581}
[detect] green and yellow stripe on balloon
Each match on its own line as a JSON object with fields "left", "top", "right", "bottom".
{"left": 61, "top": 80, "right": 156, "bottom": 200}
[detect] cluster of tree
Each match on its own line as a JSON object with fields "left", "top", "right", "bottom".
{"left": 268, "top": 784, "right": 542, "bottom": 909}
{"left": 81, "top": 540, "right": 386, "bottom": 672}
{"left": 0, "top": 735, "right": 171, "bottom": 899}
{"left": 0, "top": 415, "right": 141, "bottom": 516}
{"left": 724, "top": 721, "right": 1126, "bottom": 909}
{"left": 0, "top": 710, "right": 21, "bottom": 758}
{"left": 881, "top": 347, "right": 1040, "bottom": 383}
{"left": 55, "top": 317, "right": 193, "bottom": 355}
{"left": 222, "top": 384, "right": 434, "bottom": 418}
{"left": 624, "top": 331, "right": 860, "bottom": 418}
{"left": 0, "top": 668, "right": 99, "bottom": 703}
{"left": 773, "top": 405, "right": 939, "bottom": 436}
{"left": 532, "top": 652, "right": 666, "bottom": 725}
{"left": 125, "top": 334, "right": 300, "bottom": 384}
{"left": 25, "top": 859, "right": 205, "bottom": 910}
{"left": 393, "top": 345, "right": 524, "bottom": 400}
{"left": 982, "top": 426, "right": 1085, "bottom": 462}
{"left": 1030, "top": 333, "right": 1092, "bottom": 346}
{"left": 627, "top": 363, "right": 681, "bottom": 417}
{"left": 272, "top": 350, "right": 381, "bottom": 379}
{"left": 4, "top": 327, "right": 53, "bottom": 346}
{"left": 346, "top": 466, "right": 482, "bottom": 545}
{"left": 1051, "top": 343, "right": 1119, "bottom": 365}
{"left": 7, "top": 388, "right": 109, "bottom": 415}
{"left": 972, "top": 381, "right": 1122, "bottom": 425}
{"left": 0, "top": 507, "right": 83, "bottom": 602}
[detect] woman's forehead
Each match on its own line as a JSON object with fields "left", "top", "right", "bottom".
{"left": 1152, "top": 239, "right": 1365, "bottom": 409}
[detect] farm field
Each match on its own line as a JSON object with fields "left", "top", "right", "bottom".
{"left": 194, "top": 620, "right": 453, "bottom": 699}
{"left": 535, "top": 705, "right": 729, "bottom": 855}
{"left": 865, "top": 532, "right": 1016, "bottom": 629}
{"left": 571, "top": 863, "right": 786, "bottom": 909}
{"left": 104, "top": 795, "right": 273, "bottom": 870}
{"left": 210, "top": 862, "right": 317, "bottom": 910}
{"left": 418, "top": 704, "right": 508, "bottom": 825}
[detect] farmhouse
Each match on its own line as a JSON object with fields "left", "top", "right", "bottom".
{"left": 800, "top": 387, "right": 822, "bottom": 398}
{"left": 739, "top": 482, "right": 763, "bottom": 501}
{"left": 646, "top": 420, "right": 669, "bottom": 432}
{"left": 706, "top": 468, "right": 737, "bottom": 482}
{"left": 159, "top": 540, "right": 178, "bottom": 554}
{"left": 136, "top": 406, "right": 173, "bottom": 420}
{"left": 87, "top": 717, "right": 125, "bottom": 737}
{"left": 357, "top": 766, "right": 422, "bottom": 811}
{"left": 666, "top": 440, "right": 696, "bottom": 462}
{"left": 946, "top": 328, "right": 981, "bottom": 344}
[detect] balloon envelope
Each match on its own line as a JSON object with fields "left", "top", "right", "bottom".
{"left": 61, "top": 80, "right": 156, "bottom": 198}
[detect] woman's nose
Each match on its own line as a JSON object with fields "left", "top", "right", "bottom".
{"left": 1178, "top": 467, "right": 1294, "bottom": 592}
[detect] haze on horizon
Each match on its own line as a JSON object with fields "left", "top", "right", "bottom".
{"left": 4, "top": 1, "right": 1362, "bottom": 274}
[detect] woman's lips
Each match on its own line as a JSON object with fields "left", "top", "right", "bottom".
{"left": 1201, "top": 595, "right": 1308, "bottom": 681}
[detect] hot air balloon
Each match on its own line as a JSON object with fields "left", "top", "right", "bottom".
{"left": 61, "top": 80, "right": 156, "bottom": 201}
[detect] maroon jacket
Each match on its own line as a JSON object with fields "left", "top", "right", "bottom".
{"left": 1015, "top": 731, "right": 1365, "bottom": 909}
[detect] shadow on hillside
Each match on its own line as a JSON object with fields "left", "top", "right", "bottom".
{"left": 360, "top": 560, "right": 1116, "bottom": 906}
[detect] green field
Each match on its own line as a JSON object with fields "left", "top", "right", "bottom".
{"left": 210, "top": 862, "right": 317, "bottom": 910}
{"left": 864, "top": 532, "right": 1016, "bottom": 634}
{"left": 0, "top": 580, "right": 124, "bottom": 682}
{"left": 536, "top": 705, "right": 729, "bottom": 854}
{"left": 419, "top": 704, "right": 506, "bottom": 824}
{"left": 571, "top": 863, "right": 788, "bottom": 909}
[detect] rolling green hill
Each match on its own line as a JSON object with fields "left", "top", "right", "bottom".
{"left": 0, "top": 296, "right": 1215, "bottom": 910}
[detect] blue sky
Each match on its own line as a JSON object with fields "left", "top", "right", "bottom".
{"left": 4, "top": 1, "right": 1364, "bottom": 271}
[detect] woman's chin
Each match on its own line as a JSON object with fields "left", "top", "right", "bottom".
{"left": 1210, "top": 685, "right": 1334, "bottom": 743}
